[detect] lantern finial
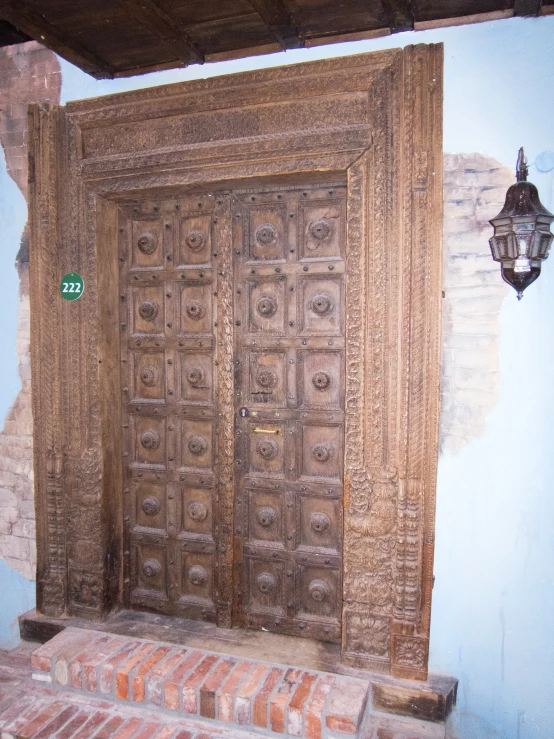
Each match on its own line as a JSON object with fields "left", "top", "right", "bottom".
{"left": 516, "top": 147, "right": 528, "bottom": 182}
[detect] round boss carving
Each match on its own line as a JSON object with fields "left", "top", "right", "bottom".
{"left": 256, "top": 506, "right": 277, "bottom": 528}
{"left": 186, "top": 300, "right": 205, "bottom": 320}
{"left": 310, "top": 293, "right": 332, "bottom": 316}
{"left": 142, "top": 558, "right": 161, "bottom": 578}
{"left": 256, "top": 572, "right": 277, "bottom": 594}
{"left": 138, "top": 300, "right": 158, "bottom": 322}
{"left": 312, "top": 371, "right": 331, "bottom": 391}
{"left": 309, "top": 218, "right": 332, "bottom": 243}
{"left": 256, "top": 438, "right": 278, "bottom": 460}
{"left": 256, "top": 369, "right": 277, "bottom": 389}
{"left": 140, "top": 365, "right": 158, "bottom": 387}
{"left": 256, "top": 295, "right": 278, "bottom": 318}
{"left": 188, "top": 565, "right": 208, "bottom": 586}
{"left": 188, "top": 434, "right": 207, "bottom": 456}
{"left": 137, "top": 232, "right": 157, "bottom": 255}
{"left": 255, "top": 223, "right": 277, "bottom": 246}
{"left": 312, "top": 443, "right": 333, "bottom": 463}
{"left": 308, "top": 579, "right": 330, "bottom": 602}
{"left": 188, "top": 501, "right": 208, "bottom": 521}
{"left": 141, "top": 430, "right": 160, "bottom": 451}
{"left": 310, "top": 511, "right": 331, "bottom": 534}
{"left": 141, "top": 496, "right": 161, "bottom": 516}
{"left": 185, "top": 229, "right": 206, "bottom": 252}
{"left": 186, "top": 366, "right": 205, "bottom": 386}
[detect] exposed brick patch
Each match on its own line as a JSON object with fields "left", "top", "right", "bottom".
{"left": 31, "top": 628, "right": 371, "bottom": 737}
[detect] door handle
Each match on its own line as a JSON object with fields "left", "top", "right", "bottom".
{"left": 251, "top": 428, "right": 280, "bottom": 434}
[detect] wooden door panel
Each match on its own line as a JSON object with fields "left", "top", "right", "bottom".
{"left": 234, "top": 184, "right": 346, "bottom": 643}
{"left": 120, "top": 195, "right": 222, "bottom": 621}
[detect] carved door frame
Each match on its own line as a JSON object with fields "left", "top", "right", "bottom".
{"left": 29, "top": 45, "right": 443, "bottom": 680}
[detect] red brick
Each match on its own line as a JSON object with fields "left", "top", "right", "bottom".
{"left": 325, "top": 678, "right": 369, "bottom": 735}
{"left": 115, "top": 642, "right": 156, "bottom": 700}
{"left": 133, "top": 722, "right": 161, "bottom": 739}
{"left": 253, "top": 667, "right": 284, "bottom": 728}
{"left": 83, "top": 637, "right": 128, "bottom": 693}
{"left": 152, "top": 726, "right": 178, "bottom": 739}
{"left": 218, "top": 661, "right": 253, "bottom": 723}
{"left": 199, "top": 658, "right": 236, "bottom": 719}
{"left": 305, "top": 675, "right": 335, "bottom": 739}
{"left": 270, "top": 668, "right": 302, "bottom": 734}
{"left": 288, "top": 672, "right": 318, "bottom": 737}
{"left": 18, "top": 700, "right": 67, "bottom": 738}
{"left": 235, "top": 663, "right": 269, "bottom": 725}
{"left": 99, "top": 640, "right": 142, "bottom": 694}
{"left": 70, "top": 635, "right": 113, "bottom": 689}
{"left": 31, "top": 629, "right": 87, "bottom": 672}
{"left": 72, "top": 711, "right": 110, "bottom": 739}
{"left": 146, "top": 650, "right": 187, "bottom": 706}
{"left": 91, "top": 714, "right": 126, "bottom": 738}
{"left": 111, "top": 717, "right": 143, "bottom": 739}
{"left": 0, "top": 695, "right": 38, "bottom": 727}
{"left": 173, "top": 732, "right": 193, "bottom": 739}
{"left": 132, "top": 645, "right": 172, "bottom": 702}
{"left": 32, "top": 705, "right": 80, "bottom": 739}
{"left": 55, "top": 634, "right": 102, "bottom": 687}
{"left": 181, "top": 654, "right": 220, "bottom": 714}
{"left": 56, "top": 710, "right": 96, "bottom": 739}
{"left": 3, "top": 699, "right": 53, "bottom": 736}
{"left": 164, "top": 650, "right": 203, "bottom": 711}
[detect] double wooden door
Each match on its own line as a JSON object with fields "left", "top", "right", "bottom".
{"left": 119, "top": 183, "right": 345, "bottom": 643}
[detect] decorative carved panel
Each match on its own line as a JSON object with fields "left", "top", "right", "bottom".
{"left": 29, "top": 46, "right": 442, "bottom": 679}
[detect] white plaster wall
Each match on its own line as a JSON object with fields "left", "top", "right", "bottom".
{"left": 0, "top": 14, "right": 552, "bottom": 739}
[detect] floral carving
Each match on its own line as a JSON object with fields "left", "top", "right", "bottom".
{"left": 188, "top": 501, "right": 208, "bottom": 521}
{"left": 141, "top": 430, "right": 160, "bottom": 451}
{"left": 394, "top": 637, "right": 428, "bottom": 668}
{"left": 308, "top": 579, "right": 330, "bottom": 602}
{"left": 312, "top": 442, "right": 333, "bottom": 463}
{"left": 188, "top": 565, "right": 208, "bottom": 585}
{"left": 138, "top": 300, "right": 158, "bottom": 322}
{"left": 310, "top": 512, "right": 330, "bottom": 534}
{"left": 256, "top": 506, "right": 277, "bottom": 527}
{"left": 312, "top": 371, "right": 331, "bottom": 391}
{"left": 186, "top": 366, "right": 205, "bottom": 386}
{"left": 256, "top": 438, "right": 278, "bottom": 460}
{"left": 142, "top": 558, "right": 161, "bottom": 578}
{"left": 188, "top": 434, "right": 207, "bottom": 456}
{"left": 140, "top": 365, "right": 158, "bottom": 387}
{"left": 186, "top": 300, "right": 205, "bottom": 320}
{"left": 137, "top": 232, "right": 157, "bottom": 254}
{"left": 256, "top": 369, "right": 277, "bottom": 389}
{"left": 255, "top": 223, "right": 277, "bottom": 246}
{"left": 310, "top": 293, "right": 332, "bottom": 315}
{"left": 142, "top": 496, "right": 161, "bottom": 516}
{"left": 309, "top": 218, "right": 332, "bottom": 243}
{"left": 185, "top": 229, "right": 206, "bottom": 252}
{"left": 256, "top": 295, "right": 277, "bottom": 317}
{"left": 256, "top": 572, "right": 276, "bottom": 594}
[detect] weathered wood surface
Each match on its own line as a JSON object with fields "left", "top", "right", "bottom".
{"left": 29, "top": 47, "right": 443, "bottom": 679}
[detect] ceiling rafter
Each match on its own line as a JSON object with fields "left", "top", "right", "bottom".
{"left": 116, "top": 0, "right": 204, "bottom": 65}
{"left": 245, "top": 0, "right": 304, "bottom": 49}
{"left": 513, "top": 0, "right": 542, "bottom": 15}
{"left": 0, "top": 0, "right": 114, "bottom": 78}
{"left": 382, "top": 0, "right": 414, "bottom": 33}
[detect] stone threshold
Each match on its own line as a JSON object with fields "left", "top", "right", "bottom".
{"left": 20, "top": 609, "right": 457, "bottom": 725}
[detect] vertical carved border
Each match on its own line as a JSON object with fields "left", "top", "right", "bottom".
{"left": 391, "top": 44, "right": 444, "bottom": 680}
{"left": 28, "top": 103, "right": 65, "bottom": 615}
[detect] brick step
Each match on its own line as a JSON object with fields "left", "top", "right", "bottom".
{"left": 0, "top": 688, "right": 271, "bottom": 739}
{"left": 31, "top": 627, "right": 370, "bottom": 739}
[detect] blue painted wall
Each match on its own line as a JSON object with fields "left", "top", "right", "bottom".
{"left": 0, "top": 14, "right": 552, "bottom": 738}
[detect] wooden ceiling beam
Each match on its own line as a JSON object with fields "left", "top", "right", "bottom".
{"left": 0, "top": 0, "right": 115, "bottom": 78}
{"left": 513, "top": 0, "right": 542, "bottom": 15}
{"left": 245, "top": 0, "right": 304, "bottom": 49}
{"left": 382, "top": 0, "right": 414, "bottom": 33}
{"left": 116, "top": 0, "right": 204, "bottom": 64}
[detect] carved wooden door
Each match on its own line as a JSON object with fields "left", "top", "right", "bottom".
{"left": 119, "top": 194, "right": 226, "bottom": 622}
{"left": 232, "top": 184, "right": 346, "bottom": 642}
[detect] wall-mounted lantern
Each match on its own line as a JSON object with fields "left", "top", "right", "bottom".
{"left": 489, "top": 148, "right": 553, "bottom": 299}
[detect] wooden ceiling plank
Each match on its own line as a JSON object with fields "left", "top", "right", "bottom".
{"left": 382, "top": 0, "right": 414, "bottom": 33}
{"left": 513, "top": 0, "right": 542, "bottom": 15}
{"left": 245, "top": 0, "right": 304, "bottom": 49}
{"left": 0, "top": 0, "right": 115, "bottom": 78}
{"left": 115, "top": 0, "right": 204, "bottom": 64}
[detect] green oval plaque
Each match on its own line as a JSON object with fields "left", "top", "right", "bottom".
{"left": 60, "top": 273, "right": 84, "bottom": 301}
